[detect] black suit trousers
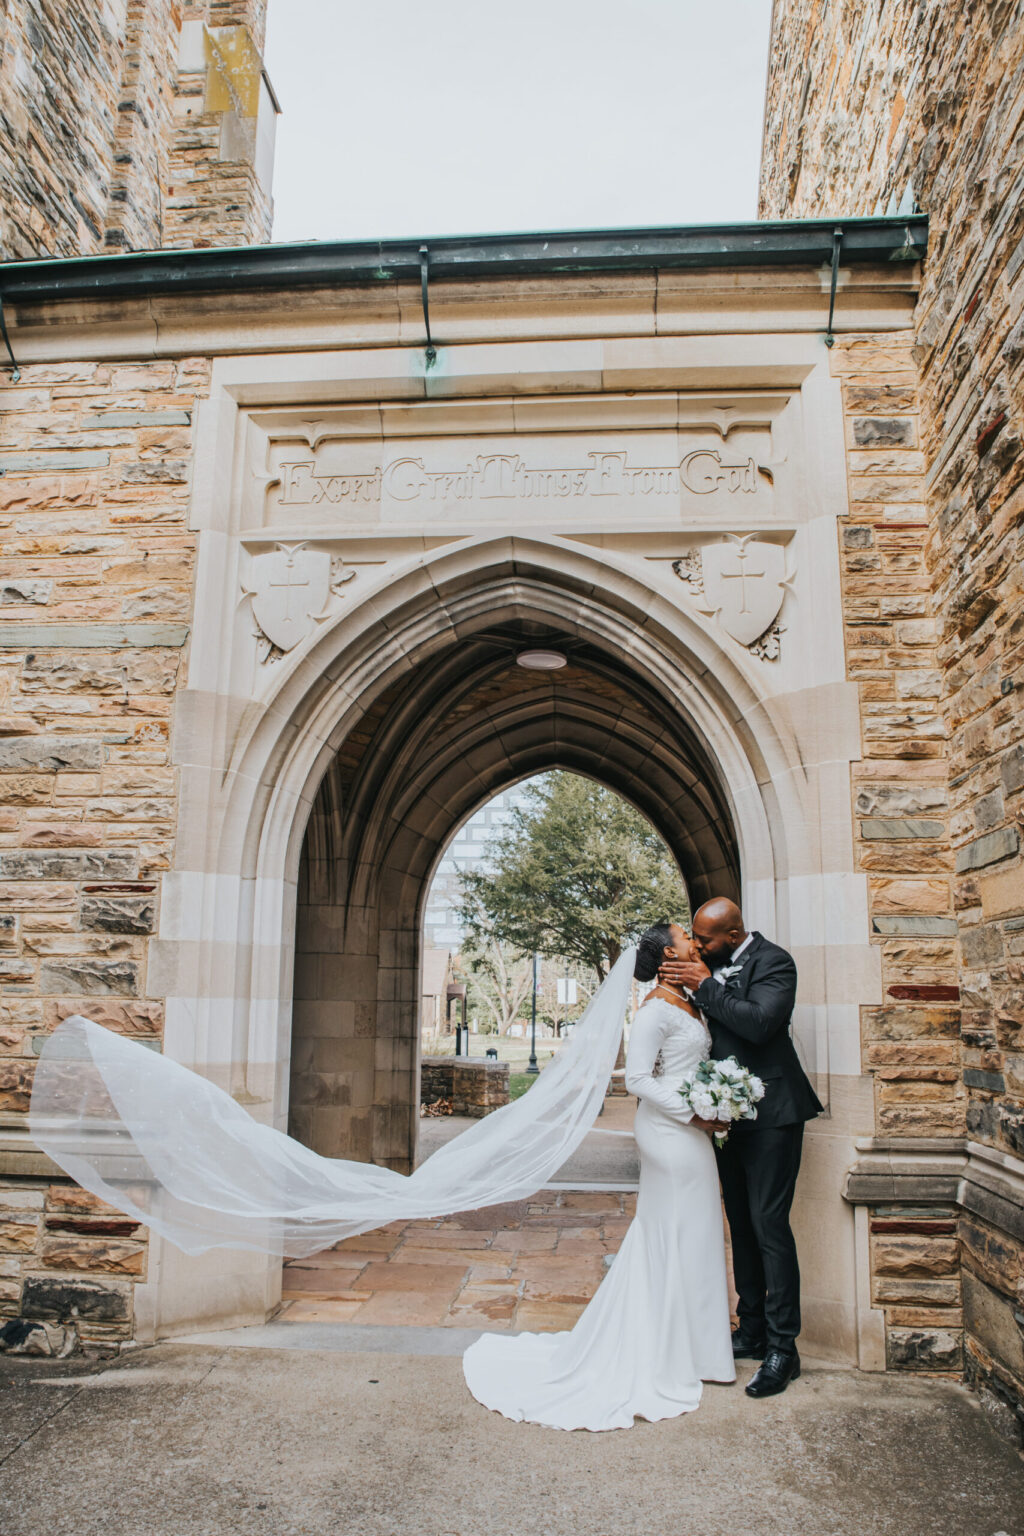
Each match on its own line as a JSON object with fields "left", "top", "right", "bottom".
{"left": 715, "top": 1121, "right": 804, "bottom": 1351}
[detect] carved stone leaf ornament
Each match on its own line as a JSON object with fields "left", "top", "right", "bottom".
{"left": 246, "top": 543, "right": 333, "bottom": 654}
{"left": 700, "top": 535, "right": 787, "bottom": 648}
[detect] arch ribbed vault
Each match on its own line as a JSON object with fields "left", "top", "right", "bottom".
{"left": 289, "top": 612, "right": 741, "bottom": 1168}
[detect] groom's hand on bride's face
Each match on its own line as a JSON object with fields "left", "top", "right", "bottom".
{"left": 659, "top": 958, "right": 711, "bottom": 989}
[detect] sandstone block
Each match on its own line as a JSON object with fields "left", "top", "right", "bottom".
{"left": 862, "top": 1006, "right": 960, "bottom": 1040}
{"left": 979, "top": 865, "right": 1024, "bottom": 919}
{"left": 873, "top": 1236, "right": 959, "bottom": 1277}
{"left": 878, "top": 1103, "right": 966, "bottom": 1135}
{"left": 859, "top": 818, "right": 946, "bottom": 839}
{"left": 960, "top": 1216, "right": 1022, "bottom": 1296}
{"left": 21, "top": 1274, "right": 131, "bottom": 1323}
{"left": 0, "top": 850, "right": 136, "bottom": 880}
{"left": 38, "top": 959, "right": 139, "bottom": 996}
{"left": 872, "top": 916, "right": 957, "bottom": 937}
{"left": 0, "top": 737, "right": 102, "bottom": 772}
{"left": 1, "top": 579, "right": 53, "bottom": 604}
{"left": 886, "top": 1327, "right": 963, "bottom": 1371}
{"left": 956, "top": 827, "right": 1020, "bottom": 872}
{"left": 0, "top": 883, "right": 77, "bottom": 910}
{"left": 40, "top": 1239, "right": 145, "bottom": 1276}
{"left": 45, "top": 1187, "right": 124, "bottom": 1216}
{"left": 1001, "top": 744, "right": 1024, "bottom": 795}
{"left": 0, "top": 1061, "right": 34, "bottom": 1112}
{"left": 873, "top": 1276, "right": 961, "bottom": 1305}
{"left": 853, "top": 417, "right": 916, "bottom": 447}
{"left": 0, "top": 1220, "right": 39, "bottom": 1252}
{"left": 22, "top": 825, "right": 103, "bottom": 849}
{"left": 959, "top": 923, "right": 1004, "bottom": 967}
{"left": 47, "top": 999, "right": 162, "bottom": 1033}
{"left": 80, "top": 896, "right": 155, "bottom": 935}
{"left": 871, "top": 878, "right": 950, "bottom": 914}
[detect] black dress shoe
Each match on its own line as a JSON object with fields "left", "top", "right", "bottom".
{"left": 731, "top": 1329, "right": 767, "bottom": 1359}
{"left": 744, "top": 1348, "right": 800, "bottom": 1397}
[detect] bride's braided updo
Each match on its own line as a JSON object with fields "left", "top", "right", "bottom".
{"left": 633, "top": 921, "right": 674, "bottom": 982}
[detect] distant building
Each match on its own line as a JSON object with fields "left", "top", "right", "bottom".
{"left": 422, "top": 785, "right": 531, "bottom": 950}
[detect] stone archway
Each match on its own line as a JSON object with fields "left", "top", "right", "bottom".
{"left": 145, "top": 533, "right": 868, "bottom": 1359}
{"left": 288, "top": 614, "right": 743, "bottom": 1167}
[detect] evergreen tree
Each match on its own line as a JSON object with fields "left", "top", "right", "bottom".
{"left": 457, "top": 773, "right": 690, "bottom": 980}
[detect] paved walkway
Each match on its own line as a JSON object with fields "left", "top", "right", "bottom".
{"left": 280, "top": 1190, "right": 635, "bottom": 1331}
{"left": 2, "top": 1342, "right": 1021, "bottom": 1536}
{"left": 281, "top": 1096, "right": 644, "bottom": 1330}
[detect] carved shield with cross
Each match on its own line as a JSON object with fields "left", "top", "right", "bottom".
{"left": 701, "top": 537, "right": 786, "bottom": 647}
{"left": 249, "top": 545, "right": 331, "bottom": 653}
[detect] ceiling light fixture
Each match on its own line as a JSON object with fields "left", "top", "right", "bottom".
{"left": 515, "top": 649, "right": 567, "bottom": 671}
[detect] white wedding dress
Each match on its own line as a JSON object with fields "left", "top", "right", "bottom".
{"left": 462, "top": 995, "right": 736, "bottom": 1430}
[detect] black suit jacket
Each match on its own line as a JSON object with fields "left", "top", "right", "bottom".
{"left": 693, "top": 932, "right": 822, "bottom": 1129}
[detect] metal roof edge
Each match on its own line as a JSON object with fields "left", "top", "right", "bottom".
{"left": 0, "top": 216, "right": 928, "bottom": 306}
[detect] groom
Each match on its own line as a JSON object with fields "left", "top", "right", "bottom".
{"left": 660, "top": 898, "right": 822, "bottom": 1398}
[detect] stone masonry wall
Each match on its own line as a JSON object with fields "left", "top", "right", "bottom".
{"left": 761, "top": 0, "right": 1024, "bottom": 1433}
{"left": 0, "top": 356, "right": 209, "bottom": 1352}
{"left": 831, "top": 330, "right": 964, "bottom": 1371}
{"left": 0, "top": 1, "right": 131, "bottom": 259}
{"left": 0, "top": 0, "right": 272, "bottom": 261}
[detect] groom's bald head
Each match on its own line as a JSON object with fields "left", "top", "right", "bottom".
{"left": 692, "top": 898, "right": 747, "bottom": 965}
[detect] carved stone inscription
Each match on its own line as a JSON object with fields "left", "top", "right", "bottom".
{"left": 259, "top": 435, "right": 773, "bottom": 525}
{"left": 278, "top": 449, "right": 760, "bottom": 508}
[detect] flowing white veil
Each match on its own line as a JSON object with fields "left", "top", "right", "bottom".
{"left": 29, "top": 948, "right": 637, "bottom": 1258}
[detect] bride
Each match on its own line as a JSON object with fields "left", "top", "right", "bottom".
{"left": 30, "top": 919, "right": 734, "bottom": 1433}
{"left": 463, "top": 920, "right": 735, "bottom": 1430}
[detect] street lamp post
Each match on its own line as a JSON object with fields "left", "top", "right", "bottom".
{"left": 527, "top": 951, "right": 540, "bottom": 1074}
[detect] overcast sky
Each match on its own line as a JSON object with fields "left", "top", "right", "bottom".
{"left": 264, "top": 0, "right": 774, "bottom": 244}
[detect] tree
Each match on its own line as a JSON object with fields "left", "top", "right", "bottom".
{"left": 457, "top": 773, "right": 690, "bottom": 981}
{"left": 455, "top": 887, "right": 534, "bottom": 1036}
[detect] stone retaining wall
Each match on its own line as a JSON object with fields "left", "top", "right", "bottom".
{"left": 420, "top": 1057, "right": 511, "bottom": 1118}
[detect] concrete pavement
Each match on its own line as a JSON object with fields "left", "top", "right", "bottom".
{"left": 1, "top": 1341, "right": 1022, "bottom": 1536}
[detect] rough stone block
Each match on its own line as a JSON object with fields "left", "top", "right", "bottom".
{"left": 80, "top": 896, "right": 155, "bottom": 935}
{"left": 860, "top": 819, "right": 947, "bottom": 839}
{"left": 962, "top": 1068, "right": 1005, "bottom": 1093}
{"left": 980, "top": 865, "right": 1024, "bottom": 920}
{"left": 862, "top": 1006, "right": 961, "bottom": 1040}
{"left": 40, "top": 1239, "right": 145, "bottom": 1275}
{"left": 887, "top": 1326, "right": 963, "bottom": 1371}
{"left": 960, "top": 923, "right": 1004, "bottom": 968}
{"left": 871, "top": 878, "right": 950, "bottom": 914}
{"left": 0, "top": 850, "right": 137, "bottom": 880}
{"left": 853, "top": 418, "right": 916, "bottom": 447}
{"left": 1000, "top": 743, "right": 1024, "bottom": 796}
{"left": 962, "top": 1270, "right": 1024, "bottom": 1380}
{"left": 38, "top": 959, "right": 139, "bottom": 996}
{"left": 872, "top": 916, "right": 958, "bottom": 936}
{"left": 0, "top": 1219, "right": 39, "bottom": 1252}
{"left": 0, "top": 1061, "right": 34, "bottom": 1112}
{"left": 0, "top": 737, "right": 102, "bottom": 772}
{"left": 955, "top": 827, "right": 1020, "bottom": 872}
{"left": 20, "top": 1274, "right": 131, "bottom": 1323}
{"left": 873, "top": 1235, "right": 959, "bottom": 1277}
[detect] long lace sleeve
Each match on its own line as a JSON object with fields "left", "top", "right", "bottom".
{"left": 625, "top": 1003, "right": 695, "bottom": 1122}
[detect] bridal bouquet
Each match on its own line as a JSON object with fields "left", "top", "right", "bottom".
{"left": 679, "top": 1057, "right": 766, "bottom": 1147}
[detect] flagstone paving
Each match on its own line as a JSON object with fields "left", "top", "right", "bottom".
{"left": 279, "top": 1189, "right": 635, "bottom": 1331}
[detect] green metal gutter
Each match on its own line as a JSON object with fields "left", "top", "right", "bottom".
{"left": 0, "top": 217, "right": 927, "bottom": 305}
